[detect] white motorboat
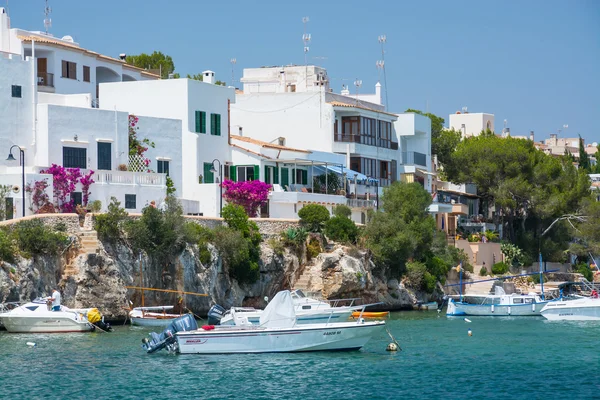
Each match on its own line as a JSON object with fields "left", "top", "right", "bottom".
{"left": 446, "top": 287, "right": 551, "bottom": 316}
{"left": 142, "top": 291, "right": 386, "bottom": 354}
{"left": 129, "top": 306, "right": 188, "bottom": 327}
{"left": 214, "top": 289, "right": 362, "bottom": 326}
{"left": 0, "top": 298, "right": 111, "bottom": 333}
{"left": 540, "top": 296, "right": 600, "bottom": 321}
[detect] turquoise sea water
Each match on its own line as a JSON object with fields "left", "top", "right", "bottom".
{"left": 1, "top": 312, "right": 599, "bottom": 400}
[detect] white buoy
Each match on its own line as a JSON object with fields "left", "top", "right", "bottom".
{"left": 468, "top": 329, "right": 472, "bottom": 337}
{"left": 464, "top": 318, "right": 472, "bottom": 323}
{"left": 386, "top": 342, "right": 398, "bottom": 351}
{"left": 26, "top": 342, "right": 36, "bottom": 347}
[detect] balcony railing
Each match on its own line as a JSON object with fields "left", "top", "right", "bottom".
{"left": 347, "top": 198, "right": 376, "bottom": 209}
{"left": 37, "top": 72, "right": 54, "bottom": 87}
{"left": 95, "top": 170, "right": 166, "bottom": 186}
{"left": 402, "top": 151, "right": 427, "bottom": 166}
{"left": 334, "top": 134, "right": 399, "bottom": 150}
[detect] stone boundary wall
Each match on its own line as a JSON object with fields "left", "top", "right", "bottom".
{"left": 0, "top": 213, "right": 81, "bottom": 234}
{"left": 4, "top": 213, "right": 301, "bottom": 238}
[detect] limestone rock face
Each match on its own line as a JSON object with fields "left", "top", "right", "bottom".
{"left": 0, "top": 239, "right": 434, "bottom": 320}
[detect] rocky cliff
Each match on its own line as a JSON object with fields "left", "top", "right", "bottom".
{"left": 0, "top": 236, "right": 438, "bottom": 320}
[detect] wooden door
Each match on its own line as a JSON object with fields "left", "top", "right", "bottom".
{"left": 37, "top": 58, "right": 47, "bottom": 73}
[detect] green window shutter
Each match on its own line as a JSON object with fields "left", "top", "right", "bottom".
{"left": 216, "top": 114, "right": 221, "bottom": 136}
{"left": 281, "top": 168, "right": 289, "bottom": 188}
{"left": 292, "top": 168, "right": 296, "bottom": 185}
{"left": 200, "top": 111, "right": 206, "bottom": 134}
{"left": 274, "top": 167, "right": 279, "bottom": 184}
{"left": 195, "top": 111, "right": 200, "bottom": 133}
{"left": 264, "top": 166, "right": 269, "bottom": 184}
{"left": 203, "top": 163, "right": 214, "bottom": 184}
{"left": 211, "top": 113, "right": 218, "bottom": 135}
{"left": 302, "top": 169, "right": 308, "bottom": 185}
{"left": 229, "top": 165, "right": 237, "bottom": 182}
{"left": 253, "top": 165, "right": 260, "bottom": 181}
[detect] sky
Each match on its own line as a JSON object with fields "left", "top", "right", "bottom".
{"left": 5, "top": 0, "right": 600, "bottom": 144}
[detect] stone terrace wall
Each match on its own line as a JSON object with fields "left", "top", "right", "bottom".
{"left": 0, "top": 213, "right": 81, "bottom": 234}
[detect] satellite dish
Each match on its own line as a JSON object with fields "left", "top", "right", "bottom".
{"left": 12, "top": 185, "right": 20, "bottom": 194}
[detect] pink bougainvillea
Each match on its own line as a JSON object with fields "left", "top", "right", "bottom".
{"left": 40, "top": 164, "right": 95, "bottom": 213}
{"left": 25, "top": 179, "right": 52, "bottom": 213}
{"left": 221, "top": 179, "right": 271, "bottom": 217}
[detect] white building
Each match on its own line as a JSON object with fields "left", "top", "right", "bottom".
{"left": 394, "top": 112, "right": 433, "bottom": 191}
{"left": 448, "top": 110, "right": 495, "bottom": 138}
{"left": 99, "top": 76, "right": 236, "bottom": 214}
{"left": 0, "top": 9, "right": 176, "bottom": 218}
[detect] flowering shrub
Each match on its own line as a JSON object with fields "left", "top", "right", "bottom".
{"left": 25, "top": 179, "right": 53, "bottom": 213}
{"left": 221, "top": 179, "right": 271, "bottom": 217}
{"left": 39, "top": 164, "right": 95, "bottom": 213}
{"left": 128, "top": 115, "right": 154, "bottom": 171}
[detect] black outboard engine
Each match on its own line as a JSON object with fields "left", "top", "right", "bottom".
{"left": 207, "top": 304, "right": 226, "bottom": 325}
{"left": 142, "top": 314, "right": 198, "bottom": 354}
{"left": 94, "top": 318, "right": 113, "bottom": 332}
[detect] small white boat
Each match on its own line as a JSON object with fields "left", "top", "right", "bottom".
{"left": 215, "top": 289, "right": 361, "bottom": 326}
{"left": 415, "top": 301, "right": 438, "bottom": 311}
{"left": 446, "top": 287, "right": 551, "bottom": 316}
{"left": 0, "top": 298, "right": 110, "bottom": 333}
{"left": 142, "top": 291, "right": 385, "bottom": 354}
{"left": 129, "top": 306, "right": 188, "bottom": 327}
{"left": 540, "top": 296, "right": 600, "bottom": 321}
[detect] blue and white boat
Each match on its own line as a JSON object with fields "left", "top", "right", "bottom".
{"left": 213, "top": 289, "right": 363, "bottom": 326}
{"left": 446, "top": 286, "right": 550, "bottom": 316}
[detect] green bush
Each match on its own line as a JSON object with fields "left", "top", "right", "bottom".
{"left": 0, "top": 228, "right": 15, "bottom": 263}
{"left": 213, "top": 227, "right": 259, "bottom": 284}
{"left": 183, "top": 222, "right": 214, "bottom": 244}
{"left": 267, "top": 238, "right": 285, "bottom": 256}
{"left": 95, "top": 197, "right": 128, "bottom": 243}
{"left": 324, "top": 216, "right": 359, "bottom": 243}
{"left": 198, "top": 242, "right": 212, "bottom": 265}
{"left": 480, "top": 266, "right": 488, "bottom": 276}
{"left": 13, "top": 219, "right": 69, "bottom": 257}
{"left": 298, "top": 204, "right": 330, "bottom": 232}
{"left": 576, "top": 263, "right": 593, "bottom": 282}
{"left": 281, "top": 227, "right": 308, "bottom": 249}
{"left": 531, "top": 273, "right": 545, "bottom": 284}
{"left": 423, "top": 271, "right": 437, "bottom": 293}
{"left": 405, "top": 261, "right": 427, "bottom": 289}
{"left": 88, "top": 200, "right": 102, "bottom": 213}
{"left": 307, "top": 238, "right": 322, "bottom": 260}
{"left": 333, "top": 204, "right": 352, "bottom": 218}
{"left": 492, "top": 262, "right": 509, "bottom": 275}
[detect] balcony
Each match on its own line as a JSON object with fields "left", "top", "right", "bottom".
{"left": 334, "top": 134, "right": 398, "bottom": 151}
{"left": 347, "top": 198, "right": 376, "bottom": 209}
{"left": 402, "top": 151, "right": 427, "bottom": 167}
{"left": 37, "top": 72, "right": 54, "bottom": 88}
{"left": 95, "top": 170, "right": 166, "bottom": 186}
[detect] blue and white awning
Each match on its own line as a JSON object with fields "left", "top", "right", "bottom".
{"left": 314, "top": 165, "right": 378, "bottom": 184}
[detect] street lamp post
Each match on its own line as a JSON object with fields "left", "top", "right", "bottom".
{"left": 374, "top": 178, "right": 379, "bottom": 210}
{"left": 6, "top": 145, "right": 25, "bottom": 218}
{"left": 210, "top": 159, "right": 223, "bottom": 217}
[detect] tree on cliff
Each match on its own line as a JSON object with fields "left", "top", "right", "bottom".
{"left": 364, "top": 182, "right": 436, "bottom": 277}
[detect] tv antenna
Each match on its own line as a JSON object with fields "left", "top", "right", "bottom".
{"left": 354, "top": 78, "right": 362, "bottom": 104}
{"left": 378, "top": 35, "right": 388, "bottom": 110}
{"left": 230, "top": 58, "right": 237, "bottom": 87}
{"left": 43, "top": 0, "right": 52, "bottom": 34}
{"left": 302, "top": 16, "right": 311, "bottom": 88}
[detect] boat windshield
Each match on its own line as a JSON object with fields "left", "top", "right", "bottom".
{"left": 291, "top": 290, "right": 306, "bottom": 299}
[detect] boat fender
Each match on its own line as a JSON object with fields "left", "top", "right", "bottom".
{"left": 532, "top": 303, "right": 535, "bottom": 312}
{"left": 201, "top": 325, "right": 215, "bottom": 331}
{"left": 386, "top": 343, "right": 398, "bottom": 351}
{"left": 507, "top": 306, "right": 511, "bottom": 315}
{"left": 468, "top": 329, "right": 472, "bottom": 337}
{"left": 464, "top": 318, "right": 471, "bottom": 323}
{"left": 26, "top": 342, "right": 36, "bottom": 347}
{"left": 491, "top": 304, "right": 494, "bottom": 313}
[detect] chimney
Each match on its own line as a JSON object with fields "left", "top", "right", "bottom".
{"left": 529, "top": 131, "right": 534, "bottom": 142}
{"left": 375, "top": 82, "right": 382, "bottom": 104}
{"left": 341, "top": 84, "right": 350, "bottom": 96}
{"left": 0, "top": 7, "right": 10, "bottom": 52}
{"left": 238, "top": 126, "right": 243, "bottom": 136}
{"left": 202, "top": 70, "right": 215, "bottom": 84}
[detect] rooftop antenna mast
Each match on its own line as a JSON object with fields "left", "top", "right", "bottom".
{"left": 302, "top": 16, "right": 311, "bottom": 89}
{"left": 43, "top": 0, "right": 52, "bottom": 34}
{"left": 354, "top": 78, "right": 362, "bottom": 105}
{"left": 230, "top": 58, "right": 237, "bottom": 88}
{"left": 378, "top": 35, "right": 389, "bottom": 111}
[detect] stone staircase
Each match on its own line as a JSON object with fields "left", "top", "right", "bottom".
{"left": 62, "top": 229, "right": 100, "bottom": 279}
{"left": 465, "top": 278, "right": 495, "bottom": 295}
{"left": 294, "top": 264, "right": 324, "bottom": 299}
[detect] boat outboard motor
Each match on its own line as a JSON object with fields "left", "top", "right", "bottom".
{"left": 207, "top": 304, "right": 226, "bottom": 325}
{"left": 142, "top": 314, "right": 198, "bottom": 354}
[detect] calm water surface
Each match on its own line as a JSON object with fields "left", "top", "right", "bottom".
{"left": 0, "top": 312, "right": 598, "bottom": 399}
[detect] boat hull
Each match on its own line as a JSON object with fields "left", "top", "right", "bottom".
{"left": 541, "top": 298, "right": 600, "bottom": 321}
{"left": 351, "top": 311, "right": 389, "bottom": 318}
{"left": 176, "top": 321, "right": 385, "bottom": 354}
{"left": 447, "top": 299, "right": 547, "bottom": 316}
{"left": 220, "top": 309, "right": 354, "bottom": 326}
{"left": 129, "top": 309, "right": 186, "bottom": 327}
{"left": 0, "top": 315, "right": 93, "bottom": 333}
